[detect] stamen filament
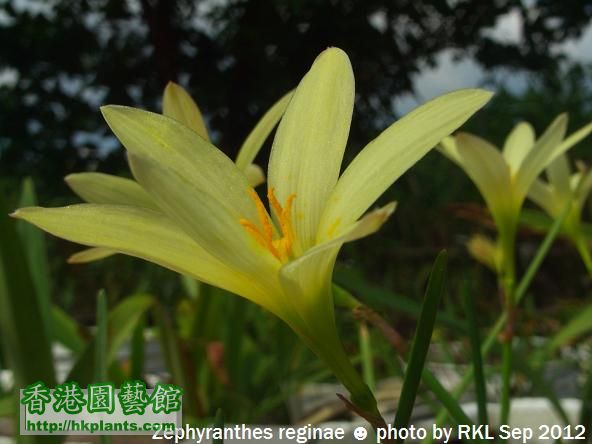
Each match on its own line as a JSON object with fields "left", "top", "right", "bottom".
{"left": 241, "top": 187, "right": 297, "bottom": 262}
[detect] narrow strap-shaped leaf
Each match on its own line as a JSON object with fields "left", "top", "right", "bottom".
{"left": 0, "top": 192, "right": 58, "bottom": 443}
{"left": 394, "top": 251, "right": 447, "bottom": 441}
{"left": 422, "top": 199, "right": 572, "bottom": 444}
{"left": 67, "top": 294, "right": 155, "bottom": 385}
{"left": 579, "top": 354, "right": 592, "bottom": 440}
{"left": 51, "top": 305, "right": 86, "bottom": 354}
{"left": 94, "top": 290, "right": 111, "bottom": 444}
{"left": 461, "top": 278, "right": 488, "bottom": 425}
{"left": 130, "top": 315, "right": 145, "bottom": 380}
{"left": 16, "top": 177, "right": 53, "bottom": 340}
{"left": 359, "top": 322, "right": 376, "bottom": 392}
{"left": 94, "top": 290, "right": 108, "bottom": 382}
{"left": 213, "top": 408, "right": 225, "bottom": 444}
{"left": 512, "top": 352, "right": 569, "bottom": 425}
{"left": 153, "top": 302, "right": 203, "bottom": 419}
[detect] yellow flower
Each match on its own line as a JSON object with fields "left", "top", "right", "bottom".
{"left": 528, "top": 154, "right": 592, "bottom": 270}
{"left": 528, "top": 154, "right": 592, "bottom": 238}
{"left": 13, "top": 48, "right": 491, "bottom": 415}
{"left": 65, "top": 81, "right": 292, "bottom": 264}
{"left": 440, "top": 116, "right": 592, "bottom": 288}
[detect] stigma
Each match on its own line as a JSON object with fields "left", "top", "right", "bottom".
{"left": 240, "top": 188, "right": 296, "bottom": 262}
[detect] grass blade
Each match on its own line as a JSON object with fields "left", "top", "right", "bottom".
{"left": 94, "top": 290, "right": 108, "bottom": 382}
{"left": 393, "top": 251, "right": 447, "bottom": 441}
{"left": 0, "top": 192, "right": 58, "bottom": 443}
{"left": 579, "top": 354, "right": 592, "bottom": 440}
{"left": 359, "top": 322, "right": 376, "bottom": 392}
{"left": 130, "top": 314, "right": 145, "bottom": 380}
{"left": 67, "top": 294, "right": 154, "bottom": 385}
{"left": 335, "top": 270, "right": 466, "bottom": 333}
{"left": 462, "top": 278, "right": 488, "bottom": 425}
{"left": 154, "top": 302, "right": 203, "bottom": 421}
{"left": 512, "top": 352, "right": 569, "bottom": 425}
{"left": 16, "top": 178, "right": 52, "bottom": 340}
{"left": 213, "top": 408, "right": 225, "bottom": 444}
{"left": 94, "top": 290, "right": 111, "bottom": 444}
{"left": 50, "top": 305, "right": 86, "bottom": 354}
{"left": 422, "top": 198, "right": 571, "bottom": 443}
{"left": 541, "top": 303, "right": 592, "bottom": 359}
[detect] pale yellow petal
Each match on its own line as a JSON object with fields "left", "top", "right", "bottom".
{"left": 279, "top": 203, "right": 396, "bottom": 347}
{"left": 515, "top": 114, "right": 567, "bottom": 199}
{"left": 318, "top": 89, "right": 492, "bottom": 240}
{"left": 439, "top": 132, "right": 516, "bottom": 229}
{"left": 268, "top": 48, "right": 354, "bottom": 251}
{"left": 65, "top": 172, "right": 159, "bottom": 210}
{"left": 244, "top": 163, "right": 265, "bottom": 188}
{"left": 502, "top": 122, "right": 535, "bottom": 175}
{"left": 128, "top": 153, "right": 279, "bottom": 276}
{"left": 100, "top": 106, "right": 261, "bottom": 226}
{"left": 235, "top": 91, "right": 293, "bottom": 171}
{"left": 546, "top": 154, "right": 572, "bottom": 201}
{"left": 467, "top": 234, "right": 499, "bottom": 272}
{"left": 11, "top": 205, "right": 269, "bottom": 300}
{"left": 162, "top": 81, "right": 209, "bottom": 141}
{"left": 528, "top": 179, "right": 559, "bottom": 217}
{"left": 67, "top": 247, "right": 117, "bottom": 264}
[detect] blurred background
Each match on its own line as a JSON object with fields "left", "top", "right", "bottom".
{"left": 3, "top": 0, "right": 592, "bottom": 426}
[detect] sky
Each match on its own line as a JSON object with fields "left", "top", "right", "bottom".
{"left": 394, "top": 8, "right": 592, "bottom": 114}
{"left": 2, "top": 1, "right": 592, "bottom": 128}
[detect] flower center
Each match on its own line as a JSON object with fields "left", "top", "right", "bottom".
{"left": 240, "top": 188, "right": 296, "bottom": 262}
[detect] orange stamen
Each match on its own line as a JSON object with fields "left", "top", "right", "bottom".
{"left": 280, "top": 193, "right": 296, "bottom": 252}
{"left": 239, "top": 218, "right": 280, "bottom": 260}
{"left": 241, "top": 187, "right": 297, "bottom": 262}
{"left": 246, "top": 188, "right": 273, "bottom": 239}
{"left": 267, "top": 187, "right": 284, "bottom": 219}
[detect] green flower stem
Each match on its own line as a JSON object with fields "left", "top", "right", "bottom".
{"left": 497, "top": 224, "right": 517, "bottom": 432}
{"left": 575, "top": 234, "right": 592, "bottom": 277}
{"left": 499, "top": 339, "right": 513, "bottom": 427}
{"left": 422, "top": 199, "right": 571, "bottom": 444}
{"left": 462, "top": 279, "right": 488, "bottom": 426}
{"left": 359, "top": 322, "right": 376, "bottom": 392}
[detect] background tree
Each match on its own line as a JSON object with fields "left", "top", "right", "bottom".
{"left": 2, "top": 0, "right": 592, "bottom": 199}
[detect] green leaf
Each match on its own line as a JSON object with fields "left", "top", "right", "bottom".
{"left": 424, "top": 198, "right": 572, "bottom": 443}
{"left": 130, "top": 315, "right": 145, "bottom": 380}
{"left": 94, "top": 290, "right": 111, "bottom": 444}
{"left": 153, "top": 302, "right": 202, "bottom": 421}
{"left": 513, "top": 352, "right": 569, "bottom": 424}
{"left": 461, "top": 278, "right": 488, "bottom": 425}
{"left": 579, "top": 353, "right": 592, "bottom": 440}
{"left": 0, "top": 191, "right": 58, "bottom": 443}
{"left": 334, "top": 270, "right": 466, "bottom": 333}
{"left": 51, "top": 305, "right": 86, "bottom": 354}
{"left": 67, "top": 294, "right": 155, "bottom": 385}
{"left": 394, "top": 251, "right": 447, "bottom": 440}
{"left": 0, "top": 394, "right": 14, "bottom": 417}
{"left": 16, "top": 178, "right": 53, "bottom": 340}
{"left": 213, "top": 408, "right": 225, "bottom": 444}
{"left": 95, "top": 290, "right": 108, "bottom": 382}
{"left": 544, "top": 304, "right": 592, "bottom": 357}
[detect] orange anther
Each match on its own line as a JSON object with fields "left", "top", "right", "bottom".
{"left": 247, "top": 188, "right": 273, "bottom": 241}
{"left": 241, "top": 187, "right": 297, "bottom": 262}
